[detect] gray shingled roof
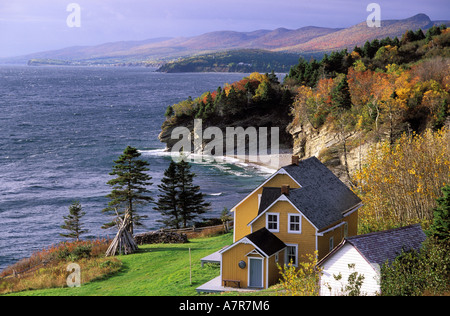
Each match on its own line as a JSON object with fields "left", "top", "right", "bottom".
{"left": 345, "top": 224, "right": 427, "bottom": 266}
{"left": 258, "top": 157, "right": 362, "bottom": 230}
{"left": 258, "top": 187, "right": 282, "bottom": 214}
{"left": 246, "top": 228, "right": 286, "bottom": 257}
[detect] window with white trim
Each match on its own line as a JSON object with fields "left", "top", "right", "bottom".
{"left": 288, "top": 214, "right": 301, "bottom": 233}
{"left": 266, "top": 213, "right": 279, "bottom": 232}
{"left": 329, "top": 236, "right": 334, "bottom": 252}
{"left": 285, "top": 244, "right": 298, "bottom": 267}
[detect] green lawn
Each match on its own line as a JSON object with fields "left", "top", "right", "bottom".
{"left": 6, "top": 233, "right": 232, "bottom": 296}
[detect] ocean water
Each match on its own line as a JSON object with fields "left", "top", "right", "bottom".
{"left": 0, "top": 66, "right": 272, "bottom": 272}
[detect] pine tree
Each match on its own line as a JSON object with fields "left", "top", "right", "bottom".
{"left": 60, "top": 201, "right": 88, "bottom": 241}
{"left": 223, "top": 86, "right": 239, "bottom": 116}
{"left": 332, "top": 76, "right": 352, "bottom": 109}
{"left": 155, "top": 160, "right": 210, "bottom": 229}
{"left": 176, "top": 160, "right": 210, "bottom": 228}
{"left": 154, "top": 161, "right": 181, "bottom": 229}
{"left": 427, "top": 184, "right": 450, "bottom": 242}
{"left": 204, "top": 92, "right": 214, "bottom": 118}
{"left": 103, "top": 146, "right": 153, "bottom": 234}
{"left": 362, "top": 41, "right": 372, "bottom": 58}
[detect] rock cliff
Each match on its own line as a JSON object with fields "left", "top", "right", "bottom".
{"left": 289, "top": 122, "right": 375, "bottom": 186}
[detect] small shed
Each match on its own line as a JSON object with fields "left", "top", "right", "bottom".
{"left": 220, "top": 228, "right": 286, "bottom": 289}
{"left": 318, "top": 224, "right": 426, "bottom": 296}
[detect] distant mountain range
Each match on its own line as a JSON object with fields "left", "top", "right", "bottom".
{"left": 3, "top": 13, "right": 449, "bottom": 65}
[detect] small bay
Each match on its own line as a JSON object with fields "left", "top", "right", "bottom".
{"left": 0, "top": 66, "right": 271, "bottom": 271}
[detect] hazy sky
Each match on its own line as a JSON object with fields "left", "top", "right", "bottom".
{"left": 0, "top": 0, "right": 448, "bottom": 57}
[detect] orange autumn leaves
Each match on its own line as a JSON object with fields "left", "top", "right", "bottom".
{"left": 290, "top": 59, "right": 449, "bottom": 233}
{"left": 291, "top": 59, "right": 449, "bottom": 134}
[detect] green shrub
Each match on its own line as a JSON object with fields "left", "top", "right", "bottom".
{"left": 380, "top": 238, "right": 450, "bottom": 296}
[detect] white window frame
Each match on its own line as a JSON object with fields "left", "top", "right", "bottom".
{"left": 285, "top": 243, "right": 298, "bottom": 267}
{"left": 266, "top": 212, "right": 279, "bottom": 233}
{"left": 329, "top": 236, "right": 334, "bottom": 252}
{"left": 288, "top": 213, "right": 302, "bottom": 234}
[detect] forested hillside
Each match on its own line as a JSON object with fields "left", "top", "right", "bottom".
{"left": 160, "top": 71, "right": 294, "bottom": 150}
{"left": 156, "top": 49, "right": 307, "bottom": 73}
{"left": 161, "top": 25, "right": 449, "bottom": 152}
{"left": 160, "top": 25, "right": 450, "bottom": 233}
{"left": 287, "top": 25, "right": 449, "bottom": 163}
{"left": 286, "top": 25, "right": 449, "bottom": 232}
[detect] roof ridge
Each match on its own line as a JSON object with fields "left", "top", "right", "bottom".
{"left": 347, "top": 224, "right": 423, "bottom": 241}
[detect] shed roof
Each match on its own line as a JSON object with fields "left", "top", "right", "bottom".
{"left": 245, "top": 228, "right": 286, "bottom": 257}
{"left": 319, "top": 224, "right": 427, "bottom": 268}
{"left": 345, "top": 224, "right": 427, "bottom": 266}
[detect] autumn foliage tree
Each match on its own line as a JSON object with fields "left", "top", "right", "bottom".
{"left": 354, "top": 128, "right": 450, "bottom": 233}
{"left": 277, "top": 251, "right": 322, "bottom": 296}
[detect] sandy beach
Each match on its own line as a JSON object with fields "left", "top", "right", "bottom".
{"left": 223, "top": 149, "right": 295, "bottom": 173}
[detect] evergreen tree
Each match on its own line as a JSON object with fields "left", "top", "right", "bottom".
{"left": 204, "top": 92, "right": 214, "bottom": 118}
{"left": 214, "top": 87, "right": 225, "bottom": 116}
{"left": 427, "top": 184, "right": 450, "bottom": 242}
{"left": 223, "top": 86, "right": 240, "bottom": 116}
{"left": 267, "top": 70, "right": 280, "bottom": 84}
{"left": 176, "top": 160, "right": 210, "bottom": 228}
{"left": 154, "top": 161, "right": 181, "bottom": 229}
{"left": 414, "top": 29, "right": 425, "bottom": 41}
{"left": 361, "top": 41, "right": 380, "bottom": 59}
{"left": 195, "top": 101, "right": 205, "bottom": 119}
{"left": 164, "top": 105, "right": 174, "bottom": 118}
{"left": 60, "top": 201, "right": 88, "bottom": 241}
{"left": 103, "top": 146, "right": 153, "bottom": 234}
{"left": 155, "top": 160, "right": 210, "bottom": 229}
{"left": 401, "top": 30, "right": 416, "bottom": 45}
{"left": 332, "top": 76, "right": 352, "bottom": 109}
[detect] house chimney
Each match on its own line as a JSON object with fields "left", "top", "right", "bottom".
{"left": 281, "top": 185, "right": 290, "bottom": 196}
{"left": 292, "top": 155, "right": 299, "bottom": 166}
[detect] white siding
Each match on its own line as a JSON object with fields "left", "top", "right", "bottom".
{"left": 319, "top": 243, "right": 381, "bottom": 296}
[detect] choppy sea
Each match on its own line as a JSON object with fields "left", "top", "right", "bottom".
{"left": 0, "top": 66, "right": 273, "bottom": 271}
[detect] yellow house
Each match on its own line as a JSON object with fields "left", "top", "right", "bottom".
{"left": 216, "top": 156, "right": 362, "bottom": 290}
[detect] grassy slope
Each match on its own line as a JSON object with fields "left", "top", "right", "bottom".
{"left": 6, "top": 233, "right": 233, "bottom": 296}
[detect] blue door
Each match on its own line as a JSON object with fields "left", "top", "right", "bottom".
{"left": 249, "top": 258, "right": 263, "bottom": 288}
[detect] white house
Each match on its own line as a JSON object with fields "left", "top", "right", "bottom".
{"left": 318, "top": 224, "right": 426, "bottom": 296}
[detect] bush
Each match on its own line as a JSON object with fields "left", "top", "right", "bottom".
{"left": 56, "top": 244, "right": 92, "bottom": 261}
{"left": 0, "top": 239, "right": 121, "bottom": 295}
{"left": 380, "top": 238, "right": 450, "bottom": 296}
{"left": 277, "top": 251, "right": 322, "bottom": 296}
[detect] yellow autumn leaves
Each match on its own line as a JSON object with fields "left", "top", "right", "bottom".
{"left": 354, "top": 128, "right": 450, "bottom": 233}
{"left": 277, "top": 251, "right": 322, "bottom": 296}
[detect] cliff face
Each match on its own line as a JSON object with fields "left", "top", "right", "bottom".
{"left": 289, "top": 122, "right": 374, "bottom": 186}
{"left": 160, "top": 114, "right": 373, "bottom": 185}
{"left": 158, "top": 114, "right": 293, "bottom": 156}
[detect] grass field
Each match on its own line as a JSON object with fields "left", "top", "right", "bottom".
{"left": 5, "top": 233, "right": 233, "bottom": 296}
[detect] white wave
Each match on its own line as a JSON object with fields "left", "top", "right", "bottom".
{"left": 139, "top": 148, "right": 171, "bottom": 157}
{"left": 209, "top": 192, "right": 223, "bottom": 196}
{"left": 139, "top": 149, "right": 276, "bottom": 176}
